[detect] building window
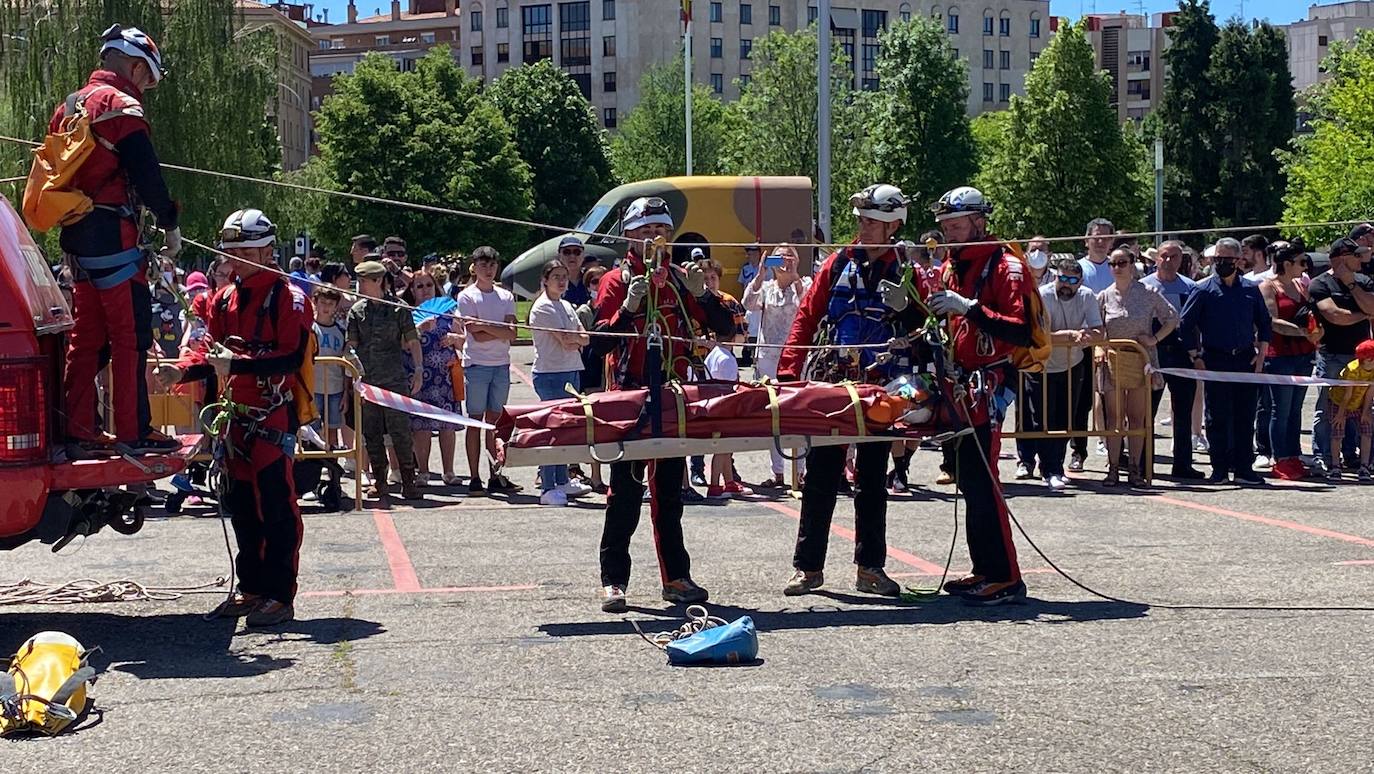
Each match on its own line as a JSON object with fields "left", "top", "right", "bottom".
{"left": 1030, "top": 50, "right": 1039, "bottom": 67}
{"left": 401, "top": 57, "right": 416, "bottom": 72}
{"left": 497, "top": 42, "right": 510, "bottom": 62}
{"left": 1127, "top": 80, "right": 1151, "bottom": 100}
{"left": 522, "top": 4, "right": 553, "bottom": 64}
{"left": 808, "top": 6, "right": 818, "bottom": 24}
{"left": 711, "top": 37, "right": 722, "bottom": 58}
{"left": 571, "top": 72, "right": 591, "bottom": 97}
{"left": 999, "top": 17, "right": 1010, "bottom": 36}
{"left": 983, "top": 82, "right": 993, "bottom": 102}
{"left": 603, "top": 0, "right": 615, "bottom": 20}
{"left": 740, "top": 73, "right": 751, "bottom": 89}
{"left": 604, "top": 71, "right": 617, "bottom": 92}
{"left": 741, "top": 3, "right": 752, "bottom": 25}
{"left": 471, "top": 10, "right": 483, "bottom": 31}
{"left": 561, "top": 37, "right": 590, "bottom": 66}
{"left": 496, "top": 6, "right": 508, "bottom": 28}
{"left": 422, "top": 32, "right": 436, "bottom": 44}
{"left": 375, "top": 35, "right": 390, "bottom": 46}
{"left": 861, "top": 9, "right": 886, "bottom": 38}
{"left": 711, "top": 73, "right": 723, "bottom": 93}
{"left": 317, "top": 39, "right": 331, "bottom": 50}
{"left": 603, "top": 35, "right": 615, "bottom": 56}
{"left": 983, "top": 15, "right": 992, "bottom": 35}
{"left": 861, "top": 43, "right": 878, "bottom": 73}
{"left": 561, "top": 1, "right": 590, "bottom": 32}
{"left": 472, "top": 46, "right": 484, "bottom": 66}
{"left": 1319, "top": 35, "right": 1328, "bottom": 47}
{"left": 982, "top": 49, "right": 993, "bottom": 69}
{"left": 769, "top": 5, "right": 780, "bottom": 25}
{"left": 604, "top": 107, "right": 617, "bottom": 128}
{"left": 900, "top": 2, "right": 912, "bottom": 22}
{"left": 740, "top": 39, "right": 752, "bottom": 59}
{"left": 1030, "top": 17, "right": 1040, "bottom": 38}
{"left": 947, "top": 13, "right": 959, "bottom": 33}
{"left": 999, "top": 50, "right": 1009, "bottom": 70}
{"left": 999, "top": 83, "right": 1010, "bottom": 101}
{"left": 710, "top": 2, "right": 722, "bottom": 23}
{"left": 862, "top": 77, "right": 879, "bottom": 90}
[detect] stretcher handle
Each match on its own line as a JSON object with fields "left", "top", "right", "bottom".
{"left": 774, "top": 435, "right": 811, "bottom": 461}
{"left": 587, "top": 441, "right": 626, "bottom": 464}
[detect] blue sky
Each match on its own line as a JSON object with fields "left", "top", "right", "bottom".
{"left": 308, "top": 1, "right": 1312, "bottom": 27}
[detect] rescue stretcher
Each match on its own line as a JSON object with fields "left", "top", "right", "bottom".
{"left": 495, "top": 379, "right": 956, "bottom": 468}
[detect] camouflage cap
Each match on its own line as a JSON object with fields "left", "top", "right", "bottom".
{"left": 354, "top": 260, "right": 387, "bottom": 277}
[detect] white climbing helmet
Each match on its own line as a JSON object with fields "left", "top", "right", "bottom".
{"left": 219, "top": 209, "right": 277, "bottom": 249}
{"left": 100, "top": 25, "right": 166, "bottom": 83}
{"left": 850, "top": 184, "right": 909, "bottom": 223}
{"left": 931, "top": 186, "right": 994, "bottom": 222}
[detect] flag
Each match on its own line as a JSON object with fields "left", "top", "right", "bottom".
{"left": 681, "top": 0, "right": 691, "bottom": 23}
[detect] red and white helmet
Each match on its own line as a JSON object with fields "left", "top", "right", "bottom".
{"left": 100, "top": 24, "right": 166, "bottom": 83}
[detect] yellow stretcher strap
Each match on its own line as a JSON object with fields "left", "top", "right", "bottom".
{"left": 566, "top": 384, "right": 597, "bottom": 448}
{"left": 842, "top": 381, "right": 866, "bottom": 438}
{"left": 666, "top": 381, "right": 688, "bottom": 439}
{"left": 759, "top": 378, "right": 782, "bottom": 443}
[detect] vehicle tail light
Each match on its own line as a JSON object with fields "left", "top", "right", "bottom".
{"left": 0, "top": 360, "right": 46, "bottom": 465}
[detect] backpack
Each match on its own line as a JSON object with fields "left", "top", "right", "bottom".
{"left": 216, "top": 281, "right": 318, "bottom": 426}
{"left": 22, "top": 85, "right": 133, "bottom": 232}
{"left": 969, "top": 242, "right": 1052, "bottom": 373}
{"left": 1, "top": 631, "right": 98, "bottom": 737}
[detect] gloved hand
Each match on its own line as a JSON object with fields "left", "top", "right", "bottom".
{"left": 878, "top": 279, "right": 909, "bottom": 312}
{"left": 622, "top": 275, "right": 650, "bottom": 313}
{"left": 927, "top": 289, "right": 977, "bottom": 317}
{"left": 207, "top": 342, "right": 235, "bottom": 377}
{"left": 159, "top": 227, "right": 183, "bottom": 260}
{"left": 683, "top": 261, "right": 707, "bottom": 298}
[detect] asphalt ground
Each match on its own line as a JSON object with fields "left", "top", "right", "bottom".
{"left": 3, "top": 346, "right": 1373, "bottom": 772}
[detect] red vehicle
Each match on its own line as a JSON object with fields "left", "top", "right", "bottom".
{"left": 0, "top": 193, "right": 186, "bottom": 551}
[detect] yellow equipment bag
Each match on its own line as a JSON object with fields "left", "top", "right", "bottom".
{"left": 22, "top": 85, "right": 128, "bottom": 232}
{"left": 0, "top": 631, "right": 97, "bottom": 736}
{"left": 1002, "top": 242, "right": 1053, "bottom": 373}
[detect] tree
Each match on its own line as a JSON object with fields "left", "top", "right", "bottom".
{"left": 1205, "top": 20, "right": 1295, "bottom": 230}
{"left": 0, "top": 0, "right": 281, "bottom": 259}
{"left": 312, "top": 49, "right": 533, "bottom": 259}
{"left": 978, "top": 20, "right": 1150, "bottom": 242}
{"left": 487, "top": 60, "right": 615, "bottom": 230}
{"left": 610, "top": 58, "right": 737, "bottom": 182}
{"left": 1282, "top": 31, "right": 1374, "bottom": 245}
{"left": 728, "top": 26, "right": 871, "bottom": 241}
{"left": 970, "top": 110, "right": 1011, "bottom": 175}
{"left": 868, "top": 17, "right": 977, "bottom": 234}
{"left": 1158, "top": 0, "right": 1219, "bottom": 235}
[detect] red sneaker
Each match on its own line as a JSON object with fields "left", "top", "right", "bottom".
{"left": 724, "top": 481, "right": 753, "bottom": 497}
{"left": 705, "top": 485, "right": 729, "bottom": 500}
{"left": 1272, "top": 457, "right": 1308, "bottom": 481}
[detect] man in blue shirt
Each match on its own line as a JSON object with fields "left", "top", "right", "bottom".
{"left": 1179, "top": 237, "right": 1273, "bottom": 484}
{"left": 1142, "top": 240, "right": 1204, "bottom": 479}
{"left": 557, "top": 235, "right": 591, "bottom": 307}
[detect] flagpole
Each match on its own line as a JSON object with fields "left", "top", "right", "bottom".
{"left": 817, "top": 0, "right": 831, "bottom": 241}
{"left": 684, "top": 7, "right": 694, "bottom": 175}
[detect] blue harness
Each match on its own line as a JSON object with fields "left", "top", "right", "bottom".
{"left": 823, "top": 253, "right": 902, "bottom": 378}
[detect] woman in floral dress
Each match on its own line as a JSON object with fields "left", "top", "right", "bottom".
{"left": 402, "top": 268, "right": 465, "bottom": 485}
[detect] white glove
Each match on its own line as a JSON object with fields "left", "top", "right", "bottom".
{"left": 159, "top": 227, "right": 183, "bottom": 260}
{"left": 927, "top": 289, "right": 977, "bottom": 317}
{"left": 207, "top": 342, "right": 235, "bottom": 377}
{"left": 878, "top": 279, "right": 909, "bottom": 312}
{"left": 682, "top": 262, "right": 708, "bottom": 298}
{"left": 622, "top": 275, "right": 650, "bottom": 313}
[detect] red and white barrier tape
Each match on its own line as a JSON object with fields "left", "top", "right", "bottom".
{"left": 1150, "top": 366, "right": 1374, "bottom": 388}
{"left": 353, "top": 382, "right": 495, "bottom": 430}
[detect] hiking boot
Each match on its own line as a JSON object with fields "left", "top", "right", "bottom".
{"left": 661, "top": 577, "right": 709, "bottom": 604}
{"left": 367, "top": 464, "right": 391, "bottom": 500}
{"left": 400, "top": 468, "right": 423, "bottom": 501}
{"left": 783, "top": 569, "right": 824, "bottom": 596}
{"left": 129, "top": 430, "right": 181, "bottom": 455}
{"left": 208, "top": 592, "right": 262, "bottom": 619}
{"left": 960, "top": 579, "right": 1027, "bottom": 606}
{"left": 245, "top": 600, "right": 295, "bottom": 627}
{"left": 942, "top": 575, "right": 986, "bottom": 596}
{"left": 601, "top": 584, "right": 627, "bottom": 613}
{"left": 855, "top": 566, "right": 900, "bottom": 597}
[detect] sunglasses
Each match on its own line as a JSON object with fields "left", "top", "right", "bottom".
{"left": 1057, "top": 274, "right": 1082, "bottom": 285}
{"left": 1107, "top": 260, "right": 1131, "bottom": 268}
{"left": 412, "top": 282, "right": 436, "bottom": 289}
{"left": 559, "top": 248, "right": 584, "bottom": 256}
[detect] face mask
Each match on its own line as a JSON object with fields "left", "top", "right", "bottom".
{"left": 1027, "top": 250, "right": 1049, "bottom": 271}
{"left": 1214, "top": 261, "right": 1237, "bottom": 279}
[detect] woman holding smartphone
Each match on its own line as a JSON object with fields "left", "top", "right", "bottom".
{"left": 742, "top": 244, "right": 812, "bottom": 489}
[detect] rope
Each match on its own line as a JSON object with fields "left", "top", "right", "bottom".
{"left": 629, "top": 604, "right": 728, "bottom": 649}
{"left": 0, "top": 577, "right": 227, "bottom": 605}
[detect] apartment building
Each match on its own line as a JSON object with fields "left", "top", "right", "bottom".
{"left": 238, "top": 1, "right": 317, "bottom": 171}
{"left": 1084, "top": 12, "right": 1174, "bottom": 124}
{"left": 1287, "top": 1, "right": 1374, "bottom": 94}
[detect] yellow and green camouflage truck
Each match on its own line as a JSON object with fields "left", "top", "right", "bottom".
{"left": 502, "top": 175, "right": 814, "bottom": 300}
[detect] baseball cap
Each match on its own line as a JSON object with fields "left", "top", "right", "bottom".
{"left": 354, "top": 260, "right": 386, "bottom": 277}
{"left": 558, "top": 235, "right": 584, "bottom": 250}
{"left": 184, "top": 271, "right": 209, "bottom": 291}
{"left": 690, "top": 247, "right": 706, "bottom": 260}
{"left": 1329, "top": 237, "right": 1365, "bottom": 258}
{"left": 1349, "top": 223, "right": 1374, "bottom": 241}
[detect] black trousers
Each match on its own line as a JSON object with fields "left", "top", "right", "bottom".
{"left": 954, "top": 422, "right": 1021, "bottom": 583}
{"left": 601, "top": 457, "right": 691, "bottom": 587}
{"left": 1025, "top": 360, "right": 1088, "bottom": 478}
{"left": 223, "top": 455, "right": 303, "bottom": 604}
{"left": 1069, "top": 358, "right": 1094, "bottom": 459}
{"left": 1202, "top": 350, "right": 1259, "bottom": 475}
{"left": 794, "top": 442, "right": 888, "bottom": 571}
{"left": 1151, "top": 344, "right": 1198, "bottom": 471}
{"left": 1255, "top": 382, "right": 1272, "bottom": 458}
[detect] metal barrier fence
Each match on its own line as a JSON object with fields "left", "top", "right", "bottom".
{"left": 148, "top": 356, "right": 366, "bottom": 510}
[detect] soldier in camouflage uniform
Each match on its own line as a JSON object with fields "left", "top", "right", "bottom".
{"left": 347, "top": 259, "right": 424, "bottom": 502}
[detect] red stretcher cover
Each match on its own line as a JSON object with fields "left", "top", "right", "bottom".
{"left": 495, "top": 380, "right": 950, "bottom": 467}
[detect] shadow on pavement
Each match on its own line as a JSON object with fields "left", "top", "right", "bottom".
{"left": 537, "top": 596, "right": 1149, "bottom": 639}
{"left": 0, "top": 612, "right": 385, "bottom": 681}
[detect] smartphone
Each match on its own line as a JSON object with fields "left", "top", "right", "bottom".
{"left": 763, "top": 254, "right": 785, "bottom": 268}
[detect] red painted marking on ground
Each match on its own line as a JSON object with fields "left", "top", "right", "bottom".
{"left": 758, "top": 500, "right": 946, "bottom": 574}
{"left": 372, "top": 509, "right": 422, "bottom": 591}
{"left": 509, "top": 362, "right": 534, "bottom": 389}
{"left": 1335, "top": 560, "right": 1374, "bottom": 566}
{"left": 1150, "top": 494, "right": 1374, "bottom": 549}
{"left": 299, "top": 584, "right": 539, "bottom": 599}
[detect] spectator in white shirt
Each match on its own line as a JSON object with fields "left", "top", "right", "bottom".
{"left": 742, "top": 244, "right": 812, "bottom": 488}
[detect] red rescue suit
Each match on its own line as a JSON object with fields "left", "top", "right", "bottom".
{"left": 178, "top": 271, "right": 312, "bottom": 605}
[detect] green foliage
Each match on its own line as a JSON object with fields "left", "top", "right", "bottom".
{"left": 0, "top": 0, "right": 281, "bottom": 262}
{"left": 312, "top": 49, "right": 533, "bottom": 259}
{"left": 486, "top": 60, "right": 615, "bottom": 229}
{"left": 1158, "top": 0, "right": 1220, "bottom": 235}
{"left": 610, "top": 57, "right": 737, "bottom": 182}
{"left": 1282, "top": 31, "right": 1374, "bottom": 245}
{"left": 978, "top": 20, "right": 1150, "bottom": 244}
{"left": 867, "top": 17, "right": 977, "bottom": 234}
{"left": 970, "top": 110, "right": 1011, "bottom": 172}
{"left": 728, "top": 26, "right": 870, "bottom": 242}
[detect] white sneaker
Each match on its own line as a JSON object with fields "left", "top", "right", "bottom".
{"left": 560, "top": 480, "right": 594, "bottom": 498}
{"left": 1255, "top": 455, "right": 1274, "bottom": 470}
{"left": 1045, "top": 475, "right": 1066, "bottom": 492}
{"left": 1095, "top": 439, "right": 1108, "bottom": 456}
{"left": 388, "top": 470, "right": 401, "bottom": 485}
{"left": 1193, "top": 434, "right": 1210, "bottom": 452}
{"left": 539, "top": 489, "right": 569, "bottom": 506}
{"left": 341, "top": 457, "right": 355, "bottom": 474}
{"left": 1160, "top": 416, "right": 1173, "bottom": 427}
